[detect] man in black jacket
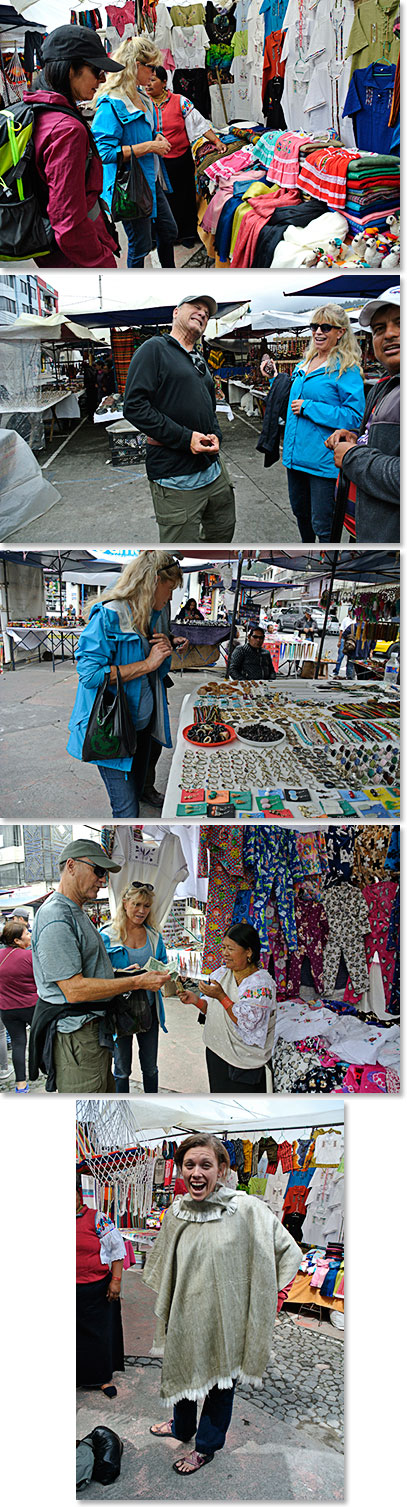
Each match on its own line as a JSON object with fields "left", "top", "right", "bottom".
{"left": 123, "top": 295, "right": 235, "bottom": 543}
{"left": 326, "top": 287, "right": 400, "bottom": 542}
{"left": 230, "top": 625, "right": 276, "bottom": 680}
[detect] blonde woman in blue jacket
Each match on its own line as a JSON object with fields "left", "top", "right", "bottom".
{"left": 67, "top": 552, "right": 183, "bottom": 818}
{"left": 282, "top": 306, "right": 365, "bottom": 542}
{"left": 100, "top": 883, "right": 168, "bottom": 1094}
{"left": 92, "top": 35, "right": 177, "bottom": 268}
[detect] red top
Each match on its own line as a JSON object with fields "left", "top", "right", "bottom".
{"left": 0, "top": 946, "right": 38, "bottom": 1011}
{"left": 25, "top": 90, "right": 117, "bottom": 268}
{"left": 76, "top": 1205, "right": 106, "bottom": 1284}
{"left": 173, "top": 1177, "right": 187, "bottom": 1196}
{"left": 152, "top": 93, "right": 191, "bottom": 158}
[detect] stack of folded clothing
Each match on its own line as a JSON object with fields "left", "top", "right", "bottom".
{"left": 344, "top": 154, "right": 400, "bottom": 231}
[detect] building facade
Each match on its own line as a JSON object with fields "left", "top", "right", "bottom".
{"left": 0, "top": 273, "right": 58, "bottom": 322}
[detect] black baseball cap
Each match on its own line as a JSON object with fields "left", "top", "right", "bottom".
{"left": 43, "top": 26, "right": 124, "bottom": 73}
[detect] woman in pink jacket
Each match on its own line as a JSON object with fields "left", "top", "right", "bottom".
{"left": 26, "top": 25, "right": 122, "bottom": 267}
{"left": 0, "top": 918, "right": 37, "bottom": 1093}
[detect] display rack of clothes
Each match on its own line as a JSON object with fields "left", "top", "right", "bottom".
{"left": 197, "top": 824, "right": 400, "bottom": 1093}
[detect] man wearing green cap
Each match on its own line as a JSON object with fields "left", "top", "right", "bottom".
{"left": 123, "top": 296, "right": 236, "bottom": 543}
{"left": 29, "top": 839, "right": 168, "bottom": 1093}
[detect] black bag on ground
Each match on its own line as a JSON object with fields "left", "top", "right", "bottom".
{"left": 111, "top": 146, "right": 153, "bottom": 222}
{"left": 82, "top": 1427, "right": 123, "bottom": 1485}
{"left": 82, "top": 666, "right": 137, "bottom": 762}
{"left": 111, "top": 987, "right": 153, "bottom": 1036}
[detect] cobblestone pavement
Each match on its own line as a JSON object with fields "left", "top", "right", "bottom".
{"left": 238, "top": 1313, "right": 344, "bottom": 1448}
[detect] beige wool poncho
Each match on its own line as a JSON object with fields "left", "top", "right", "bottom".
{"left": 143, "top": 1186, "right": 302, "bottom": 1406}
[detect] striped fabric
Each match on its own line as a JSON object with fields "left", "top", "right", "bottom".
{"left": 297, "top": 147, "right": 360, "bottom": 210}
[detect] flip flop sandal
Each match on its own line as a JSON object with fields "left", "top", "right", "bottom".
{"left": 173, "top": 1451, "right": 214, "bottom": 1475}
{"left": 150, "top": 1421, "right": 174, "bottom": 1437}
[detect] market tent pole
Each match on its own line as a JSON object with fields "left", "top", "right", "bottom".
{"left": 225, "top": 552, "right": 244, "bottom": 677}
{"left": 315, "top": 550, "right": 339, "bottom": 678}
{"left": 57, "top": 552, "right": 63, "bottom": 618}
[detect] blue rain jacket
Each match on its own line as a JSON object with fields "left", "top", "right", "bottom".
{"left": 92, "top": 94, "right": 170, "bottom": 217}
{"left": 282, "top": 358, "right": 365, "bottom": 478}
{"left": 100, "top": 923, "right": 168, "bottom": 1031}
{"left": 67, "top": 600, "right": 172, "bottom": 772}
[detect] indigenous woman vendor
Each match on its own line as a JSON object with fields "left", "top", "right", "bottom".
{"left": 76, "top": 1169, "right": 126, "bottom": 1399}
{"left": 144, "top": 1133, "right": 301, "bottom": 1475}
{"left": 145, "top": 68, "right": 223, "bottom": 244}
{"left": 179, "top": 922, "right": 276, "bottom": 1093}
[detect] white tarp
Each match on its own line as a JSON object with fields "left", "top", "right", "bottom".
{"left": 104, "top": 1095, "right": 344, "bottom": 1138}
{"left": 0, "top": 429, "right": 60, "bottom": 536}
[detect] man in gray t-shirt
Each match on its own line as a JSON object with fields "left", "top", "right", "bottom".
{"left": 28, "top": 838, "right": 168, "bottom": 1094}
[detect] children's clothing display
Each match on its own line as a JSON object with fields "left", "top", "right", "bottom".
{"left": 196, "top": 825, "right": 400, "bottom": 1093}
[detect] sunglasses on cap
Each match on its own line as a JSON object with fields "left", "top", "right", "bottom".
{"left": 310, "top": 323, "right": 338, "bottom": 334}
{"left": 79, "top": 860, "right": 107, "bottom": 879}
{"left": 131, "top": 882, "right": 154, "bottom": 893}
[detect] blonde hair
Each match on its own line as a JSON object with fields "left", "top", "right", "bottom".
{"left": 111, "top": 885, "right": 158, "bottom": 943}
{"left": 87, "top": 551, "right": 183, "bottom": 635}
{"left": 304, "top": 305, "right": 363, "bottom": 378}
{"left": 92, "top": 35, "right": 163, "bottom": 107}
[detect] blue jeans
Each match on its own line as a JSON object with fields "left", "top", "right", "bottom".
{"left": 114, "top": 1011, "right": 159, "bottom": 1094}
{"left": 333, "top": 643, "right": 356, "bottom": 678}
{"left": 98, "top": 723, "right": 152, "bottom": 818}
{"left": 172, "top": 1383, "right": 236, "bottom": 1454}
{"left": 123, "top": 184, "right": 177, "bottom": 268}
{"left": 287, "top": 468, "right": 336, "bottom": 543}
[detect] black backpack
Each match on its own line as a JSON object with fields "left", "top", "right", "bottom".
{"left": 0, "top": 99, "right": 96, "bottom": 260}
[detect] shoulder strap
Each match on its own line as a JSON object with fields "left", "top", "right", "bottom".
{"left": 31, "top": 99, "right": 96, "bottom": 174}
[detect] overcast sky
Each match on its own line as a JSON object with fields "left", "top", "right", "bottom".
{"left": 42, "top": 268, "right": 367, "bottom": 318}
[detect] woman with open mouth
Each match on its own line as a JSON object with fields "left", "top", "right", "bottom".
{"left": 144, "top": 1133, "right": 301, "bottom": 1477}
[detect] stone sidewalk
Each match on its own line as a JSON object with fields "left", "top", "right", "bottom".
{"left": 0, "top": 660, "right": 202, "bottom": 821}
{"left": 77, "top": 1271, "right": 344, "bottom": 1501}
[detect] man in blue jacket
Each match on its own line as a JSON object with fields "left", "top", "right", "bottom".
{"left": 123, "top": 294, "right": 236, "bottom": 543}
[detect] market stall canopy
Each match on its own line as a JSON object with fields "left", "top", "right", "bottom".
{"left": 291, "top": 273, "right": 399, "bottom": 299}
{"left": 267, "top": 551, "right": 400, "bottom": 583}
{"left": 77, "top": 1096, "right": 344, "bottom": 1139}
{"left": 64, "top": 301, "right": 246, "bottom": 330}
{"left": 0, "top": 4, "right": 46, "bottom": 28}
{"left": 0, "top": 314, "right": 104, "bottom": 343}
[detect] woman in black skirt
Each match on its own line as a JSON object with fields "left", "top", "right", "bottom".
{"left": 146, "top": 68, "right": 223, "bottom": 244}
{"left": 76, "top": 1171, "right": 125, "bottom": 1398}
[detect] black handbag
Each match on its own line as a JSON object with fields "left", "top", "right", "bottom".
{"left": 111, "top": 150, "right": 153, "bottom": 223}
{"left": 81, "top": 667, "right": 137, "bottom": 763}
{"left": 111, "top": 988, "right": 153, "bottom": 1037}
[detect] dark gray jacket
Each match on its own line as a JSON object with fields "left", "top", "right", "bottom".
{"left": 342, "top": 375, "right": 400, "bottom": 543}
{"left": 229, "top": 644, "right": 276, "bottom": 680}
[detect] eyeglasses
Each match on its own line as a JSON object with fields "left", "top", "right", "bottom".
{"left": 89, "top": 66, "right": 105, "bottom": 80}
{"left": 190, "top": 353, "right": 207, "bottom": 375}
{"left": 79, "top": 860, "right": 107, "bottom": 879}
{"left": 131, "top": 882, "right": 154, "bottom": 893}
{"left": 310, "top": 323, "right": 336, "bottom": 334}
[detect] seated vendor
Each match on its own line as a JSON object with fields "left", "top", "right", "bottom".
{"left": 175, "top": 597, "right": 205, "bottom": 623}
{"left": 229, "top": 624, "right": 276, "bottom": 680}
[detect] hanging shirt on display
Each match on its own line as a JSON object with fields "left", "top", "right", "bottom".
{"left": 342, "top": 63, "right": 396, "bottom": 153}
{"left": 346, "top": 0, "right": 400, "bottom": 79}
{"left": 171, "top": 24, "right": 210, "bottom": 68}
{"left": 107, "top": 830, "right": 188, "bottom": 928}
